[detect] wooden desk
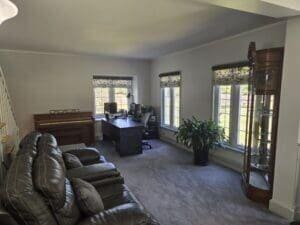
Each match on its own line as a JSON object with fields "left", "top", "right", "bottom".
{"left": 102, "top": 118, "right": 144, "bottom": 156}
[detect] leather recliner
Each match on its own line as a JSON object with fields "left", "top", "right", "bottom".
{"left": 18, "top": 131, "right": 105, "bottom": 165}
{"left": 1, "top": 132, "right": 159, "bottom": 225}
{"left": 17, "top": 131, "right": 121, "bottom": 182}
{"left": 38, "top": 133, "right": 122, "bottom": 184}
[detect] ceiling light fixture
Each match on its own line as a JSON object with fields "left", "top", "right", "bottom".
{"left": 0, "top": 0, "right": 18, "bottom": 25}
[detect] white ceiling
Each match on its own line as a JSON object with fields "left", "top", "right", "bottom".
{"left": 0, "top": 0, "right": 281, "bottom": 59}
{"left": 197, "top": 0, "right": 300, "bottom": 18}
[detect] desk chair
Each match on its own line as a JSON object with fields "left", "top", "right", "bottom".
{"left": 141, "top": 112, "right": 152, "bottom": 149}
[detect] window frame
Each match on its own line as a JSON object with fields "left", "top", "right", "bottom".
{"left": 161, "top": 87, "right": 181, "bottom": 130}
{"left": 213, "top": 84, "right": 248, "bottom": 151}
{"left": 160, "top": 72, "right": 181, "bottom": 131}
{"left": 212, "top": 62, "right": 249, "bottom": 151}
{"left": 112, "top": 87, "right": 130, "bottom": 112}
{"left": 93, "top": 87, "right": 110, "bottom": 117}
{"left": 161, "top": 87, "right": 171, "bottom": 127}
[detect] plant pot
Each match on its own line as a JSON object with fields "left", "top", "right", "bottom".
{"left": 193, "top": 147, "right": 209, "bottom": 166}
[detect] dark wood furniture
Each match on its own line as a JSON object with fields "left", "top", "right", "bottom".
{"left": 242, "top": 42, "right": 284, "bottom": 204}
{"left": 146, "top": 116, "right": 159, "bottom": 139}
{"left": 34, "top": 112, "right": 95, "bottom": 145}
{"left": 102, "top": 118, "right": 144, "bottom": 156}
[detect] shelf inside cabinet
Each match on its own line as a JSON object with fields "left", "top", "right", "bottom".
{"left": 250, "top": 163, "right": 269, "bottom": 172}
{"left": 249, "top": 171, "right": 270, "bottom": 191}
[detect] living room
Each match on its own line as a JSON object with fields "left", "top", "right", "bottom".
{"left": 0, "top": 1, "right": 300, "bottom": 225}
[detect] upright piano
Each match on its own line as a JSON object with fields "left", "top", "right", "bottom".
{"left": 34, "top": 112, "right": 95, "bottom": 145}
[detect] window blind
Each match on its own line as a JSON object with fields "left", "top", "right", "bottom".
{"left": 159, "top": 71, "right": 181, "bottom": 88}
{"left": 93, "top": 76, "right": 133, "bottom": 88}
{"left": 212, "top": 62, "right": 250, "bottom": 85}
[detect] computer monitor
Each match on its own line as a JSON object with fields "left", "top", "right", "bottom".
{"left": 104, "top": 102, "right": 117, "bottom": 114}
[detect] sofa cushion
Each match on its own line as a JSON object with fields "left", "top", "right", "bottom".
{"left": 34, "top": 152, "right": 66, "bottom": 209}
{"left": 67, "top": 162, "right": 119, "bottom": 182}
{"left": 64, "top": 147, "right": 103, "bottom": 165}
{"left": 38, "top": 134, "right": 66, "bottom": 172}
{"left": 72, "top": 178, "right": 104, "bottom": 216}
{"left": 1, "top": 152, "right": 58, "bottom": 225}
{"left": 54, "top": 179, "right": 81, "bottom": 225}
{"left": 96, "top": 184, "right": 138, "bottom": 210}
{"left": 34, "top": 149, "right": 81, "bottom": 225}
{"left": 63, "top": 153, "right": 83, "bottom": 169}
{"left": 17, "top": 131, "right": 42, "bottom": 156}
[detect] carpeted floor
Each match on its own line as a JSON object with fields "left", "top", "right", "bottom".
{"left": 96, "top": 140, "right": 288, "bottom": 225}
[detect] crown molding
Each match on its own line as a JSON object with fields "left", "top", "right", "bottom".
{"left": 158, "top": 21, "right": 287, "bottom": 59}
{"left": 0, "top": 48, "right": 151, "bottom": 62}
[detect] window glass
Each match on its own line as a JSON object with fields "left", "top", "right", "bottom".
{"left": 173, "top": 87, "right": 180, "bottom": 128}
{"left": 94, "top": 87, "right": 109, "bottom": 115}
{"left": 114, "top": 88, "right": 129, "bottom": 111}
{"left": 218, "top": 85, "right": 231, "bottom": 139}
{"left": 163, "top": 87, "right": 171, "bottom": 126}
{"left": 238, "top": 84, "right": 249, "bottom": 146}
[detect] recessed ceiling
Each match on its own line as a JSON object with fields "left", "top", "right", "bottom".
{"left": 0, "top": 0, "right": 279, "bottom": 59}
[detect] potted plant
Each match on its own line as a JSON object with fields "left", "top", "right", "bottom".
{"left": 176, "top": 117, "right": 225, "bottom": 166}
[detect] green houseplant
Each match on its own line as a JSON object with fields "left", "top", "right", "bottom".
{"left": 176, "top": 117, "right": 225, "bottom": 166}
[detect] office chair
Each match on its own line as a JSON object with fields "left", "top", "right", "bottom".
{"left": 141, "top": 112, "right": 152, "bottom": 149}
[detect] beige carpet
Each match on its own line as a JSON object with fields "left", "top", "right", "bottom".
{"left": 96, "top": 140, "right": 288, "bottom": 225}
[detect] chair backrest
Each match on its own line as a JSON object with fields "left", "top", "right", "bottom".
{"left": 141, "top": 112, "right": 151, "bottom": 127}
{"left": 1, "top": 149, "right": 58, "bottom": 225}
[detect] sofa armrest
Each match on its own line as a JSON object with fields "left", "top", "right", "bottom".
{"left": 64, "top": 147, "right": 105, "bottom": 165}
{"left": 78, "top": 203, "right": 159, "bottom": 225}
{"left": 66, "top": 162, "right": 120, "bottom": 182}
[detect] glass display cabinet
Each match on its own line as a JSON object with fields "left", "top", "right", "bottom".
{"left": 242, "top": 42, "right": 284, "bottom": 204}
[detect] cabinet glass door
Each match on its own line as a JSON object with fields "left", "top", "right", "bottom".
{"left": 249, "top": 94, "right": 274, "bottom": 190}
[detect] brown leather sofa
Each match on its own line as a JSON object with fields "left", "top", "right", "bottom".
{"left": 1, "top": 132, "right": 159, "bottom": 225}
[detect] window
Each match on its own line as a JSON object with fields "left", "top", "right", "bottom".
{"left": 114, "top": 88, "right": 129, "bottom": 111}
{"left": 160, "top": 71, "right": 181, "bottom": 129}
{"left": 93, "top": 76, "right": 133, "bottom": 116}
{"left": 212, "top": 63, "right": 250, "bottom": 150}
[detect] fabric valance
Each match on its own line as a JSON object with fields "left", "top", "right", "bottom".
{"left": 213, "top": 66, "right": 250, "bottom": 85}
{"left": 93, "top": 76, "right": 133, "bottom": 88}
{"left": 159, "top": 71, "right": 181, "bottom": 88}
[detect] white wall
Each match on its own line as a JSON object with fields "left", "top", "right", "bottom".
{"left": 270, "top": 17, "right": 300, "bottom": 220}
{"left": 150, "top": 22, "right": 286, "bottom": 172}
{"left": 0, "top": 51, "right": 151, "bottom": 137}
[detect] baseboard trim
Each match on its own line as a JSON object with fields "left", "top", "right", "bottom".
{"left": 160, "top": 136, "right": 242, "bottom": 172}
{"left": 210, "top": 153, "right": 242, "bottom": 173}
{"left": 270, "top": 198, "right": 295, "bottom": 221}
{"left": 160, "top": 136, "right": 191, "bottom": 152}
